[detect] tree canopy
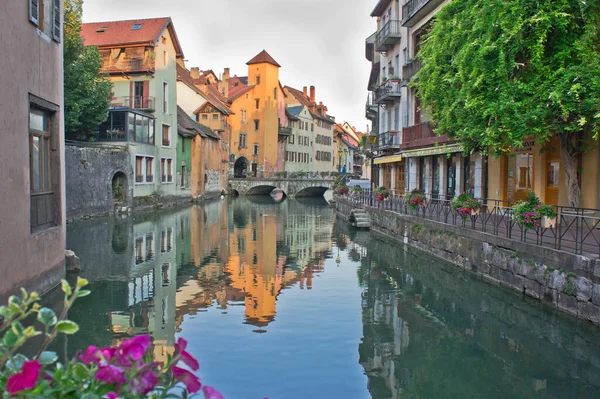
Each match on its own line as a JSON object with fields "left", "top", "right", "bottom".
{"left": 63, "top": 0, "right": 112, "bottom": 141}
{"left": 415, "top": 0, "right": 600, "bottom": 206}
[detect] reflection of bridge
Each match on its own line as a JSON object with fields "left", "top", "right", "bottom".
{"left": 229, "top": 178, "right": 334, "bottom": 197}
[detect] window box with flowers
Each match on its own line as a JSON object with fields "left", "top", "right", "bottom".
{"left": 512, "top": 191, "right": 557, "bottom": 230}
{"left": 451, "top": 192, "right": 483, "bottom": 222}
{"left": 373, "top": 186, "right": 390, "bottom": 202}
{"left": 405, "top": 189, "right": 426, "bottom": 210}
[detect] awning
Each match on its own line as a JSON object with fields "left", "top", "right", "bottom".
{"left": 374, "top": 154, "right": 403, "bottom": 164}
{"left": 401, "top": 143, "right": 463, "bottom": 158}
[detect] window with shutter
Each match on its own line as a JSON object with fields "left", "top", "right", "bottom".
{"left": 29, "top": 0, "right": 39, "bottom": 26}
{"left": 52, "top": 0, "right": 61, "bottom": 42}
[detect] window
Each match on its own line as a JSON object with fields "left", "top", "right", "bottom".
{"left": 256, "top": 75, "right": 261, "bottom": 85}
{"left": 29, "top": 0, "right": 39, "bottom": 25}
{"left": 254, "top": 119, "right": 260, "bottom": 131}
{"left": 274, "top": 87, "right": 277, "bottom": 98}
{"left": 135, "top": 156, "right": 144, "bottom": 182}
{"left": 202, "top": 114, "right": 208, "bottom": 120}
{"left": 161, "top": 263, "right": 171, "bottom": 286}
{"left": 160, "top": 158, "right": 172, "bottom": 183}
{"left": 162, "top": 125, "right": 170, "bottom": 146}
{"left": 163, "top": 82, "right": 168, "bottom": 113}
{"left": 255, "top": 99, "right": 260, "bottom": 110}
{"left": 290, "top": 134, "right": 294, "bottom": 144}
{"left": 51, "top": 0, "right": 60, "bottom": 42}
{"left": 145, "top": 157, "right": 153, "bottom": 182}
{"left": 167, "top": 159, "right": 173, "bottom": 182}
{"left": 311, "top": 123, "right": 314, "bottom": 132}
{"left": 161, "top": 228, "right": 173, "bottom": 253}
{"left": 212, "top": 113, "right": 219, "bottom": 120}
{"left": 239, "top": 133, "right": 247, "bottom": 148}
{"left": 240, "top": 109, "right": 247, "bottom": 123}
{"left": 163, "top": 50, "right": 168, "bottom": 67}
{"left": 252, "top": 144, "right": 259, "bottom": 156}
{"left": 29, "top": 101, "right": 59, "bottom": 231}
{"left": 131, "top": 23, "right": 143, "bottom": 30}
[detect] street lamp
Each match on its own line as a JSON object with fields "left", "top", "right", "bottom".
{"left": 337, "top": 149, "right": 343, "bottom": 172}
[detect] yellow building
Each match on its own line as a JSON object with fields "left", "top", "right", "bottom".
{"left": 227, "top": 50, "right": 282, "bottom": 177}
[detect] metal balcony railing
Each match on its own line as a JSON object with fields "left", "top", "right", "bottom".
{"left": 374, "top": 80, "right": 402, "bottom": 104}
{"left": 378, "top": 131, "right": 401, "bottom": 149}
{"left": 401, "top": 121, "right": 452, "bottom": 149}
{"left": 119, "top": 96, "right": 156, "bottom": 112}
{"left": 402, "top": 0, "right": 445, "bottom": 27}
{"left": 101, "top": 58, "right": 155, "bottom": 74}
{"left": 402, "top": 60, "right": 423, "bottom": 82}
{"left": 375, "top": 20, "right": 402, "bottom": 52}
{"left": 278, "top": 126, "right": 292, "bottom": 136}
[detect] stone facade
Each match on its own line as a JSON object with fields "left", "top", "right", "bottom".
{"left": 65, "top": 144, "right": 133, "bottom": 220}
{"left": 336, "top": 196, "right": 600, "bottom": 325}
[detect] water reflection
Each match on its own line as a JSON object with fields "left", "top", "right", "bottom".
{"left": 62, "top": 199, "right": 600, "bottom": 398}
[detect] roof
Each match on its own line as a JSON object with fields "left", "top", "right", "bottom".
{"left": 284, "top": 85, "right": 334, "bottom": 123}
{"left": 246, "top": 50, "right": 281, "bottom": 67}
{"left": 285, "top": 109, "right": 299, "bottom": 121}
{"left": 177, "top": 64, "right": 234, "bottom": 115}
{"left": 228, "top": 85, "right": 254, "bottom": 102}
{"left": 81, "top": 17, "right": 184, "bottom": 58}
{"left": 370, "top": 0, "right": 393, "bottom": 17}
{"left": 286, "top": 105, "right": 304, "bottom": 117}
{"left": 177, "top": 106, "right": 220, "bottom": 140}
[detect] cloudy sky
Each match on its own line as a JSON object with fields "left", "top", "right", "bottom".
{"left": 82, "top": 0, "right": 376, "bottom": 132}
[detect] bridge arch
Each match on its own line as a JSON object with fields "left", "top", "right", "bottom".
{"left": 295, "top": 186, "right": 330, "bottom": 197}
{"left": 246, "top": 185, "right": 281, "bottom": 196}
{"left": 234, "top": 157, "right": 249, "bottom": 178}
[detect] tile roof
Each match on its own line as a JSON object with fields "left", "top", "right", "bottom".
{"left": 285, "top": 85, "right": 335, "bottom": 123}
{"left": 246, "top": 50, "right": 281, "bottom": 67}
{"left": 176, "top": 64, "right": 234, "bottom": 115}
{"left": 81, "top": 17, "right": 184, "bottom": 57}
{"left": 286, "top": 105, "right": 304, "bottom": 117}
{"left": 177, "top": 106, "right": 220, "bottom": 140}
{"left": 285, "top": 109, "right": 299, "bottom": 121}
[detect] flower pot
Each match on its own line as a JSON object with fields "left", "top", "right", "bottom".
{"left": 471, "top": 208, "right": 480, "bottom": 216}
{"left": 542, "top": 216, "right": 556, "bottom": 229}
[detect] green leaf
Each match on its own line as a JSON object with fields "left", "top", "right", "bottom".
{"left": 76, "top": 277, "right": 89, "bottom": 288}
{"left": 8, "top": 295, "right": 21, "bottom": 306}
{"left": 72, "top": 363, "right": 89, "bottom": 380}
{"left": 0, "top": 306, "right": 11, "bottom": 318}
{"left": 5, "top": 353, "right": 28, "bottom": 371}
{"left": 80, "top": 394, "right": 100, "bottom": 399}
{"left": 76, "top": 290, "right": 91, "bottom": 298}
{"left": 61, "top": 280, "right": 72, "bottom": 296}
{"left": 23, "top": 326, "right": 41, "bottom": 338}
{"left": 56, "top": 320, "right": 79, "bottom": 335}
{"left": 3, "top": 329, "right": 19, "bottom": 348}
{"left": 38, "top": 351, "right": 58, "bottom": 365}
{"left": 20, "top": 288, "right": 28, "bottom": 301}
{"left": 11, "top": 320, "right": 24, "bottom": 336}
{"left": 37, "top": 307, "right": 57, "bottom": 327}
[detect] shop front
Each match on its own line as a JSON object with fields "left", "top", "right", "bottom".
{"left": 374, "top": 154, "right": 405, "bottom": 195}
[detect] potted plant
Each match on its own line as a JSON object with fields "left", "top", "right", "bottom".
{"left": 536, "top": 204, "right": 557, "bottom": 229}
{"left": 405, "top": 189, "right": 426, "bottom": 210}
{"left": 512, "top": 191, "right": 557, "bottom": 230}
{"left": 373, "top": 186, "right": 390, "bottom": 202}
{"left": 337, "top": 183, "right": 349, "bottom": 195}
{"left": 350, "top": 185, "right": 363, "bottom": 197}
{"left": 451, "top": 192, "right": 483, "bottom": 221}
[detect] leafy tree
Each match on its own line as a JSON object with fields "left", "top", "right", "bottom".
{"left": 415, "top": 0, "right": 600, "bottom": 206}
{"left": 63, "top": 0, "right": 112, "bottom": 141}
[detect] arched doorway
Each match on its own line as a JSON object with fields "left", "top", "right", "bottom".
{"left": 111, "top": 172, "right": 128, "bottom": 202}
{"left": 234, "top": 157, "right": 249, "bottom": 178}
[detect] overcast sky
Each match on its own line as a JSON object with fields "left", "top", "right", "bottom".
{"left": 82, "top": 0, "right": 375, "bottom": 132}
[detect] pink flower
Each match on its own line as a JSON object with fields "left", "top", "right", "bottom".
{"left": 95, "top": 365, "right": 126, "bottom": 386}
{"left": 131, "top": 369, "right": 158, "bottom": 395}
{"left": 6, "top": 360, "right": 41, "bottom": 394}
{"left": 172, "top": 366, "right": 202, "bottom": 393}
{"left": 203, "top": 385, "right": 225, "bottom": 399}
{"left": 80, "top": 346, "right": 101, "bottom": 364}
{"left": 119, "top": 335, "right": 151, "bottom": 362}
{"left": 175, "top": 337, "right": 200, "bottom": 371}
{"left": 101, "top": 347, "right": 117, "bottom": 361}
{"left": 106, "top": 393, "right": 119, "bottom": 399}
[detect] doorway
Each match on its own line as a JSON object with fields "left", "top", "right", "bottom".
{"left": 507, "top": 153, "right": 533, "bottom": 203}
{"left": 447, "top": 157, "right": 456, "bottom": 199}
{"left": 545, "top": 139, "right": 560, "bottom": 205}
{"left": 234, "top": 157, "right": 249, "bottom": 178}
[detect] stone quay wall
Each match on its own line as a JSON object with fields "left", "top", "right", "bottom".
{"left": 335, "top": 196, "right": 600, "bottom": 325}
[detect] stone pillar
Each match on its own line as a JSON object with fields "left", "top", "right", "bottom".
{"left": 455, "top": 155, "right": 464, "bottom": 197}
{"left": 408, "top": 158, "right": 418, "bottom": 192}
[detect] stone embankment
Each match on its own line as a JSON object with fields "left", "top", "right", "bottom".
{"left": 335, "top": 196, "right": 600, "bottom": 325}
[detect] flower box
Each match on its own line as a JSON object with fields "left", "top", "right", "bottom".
{"left": 542, "top": 216, "right": 556, "bottom": 229}
{"left": 471, "top": 208, "right": 480, "bottom": 216}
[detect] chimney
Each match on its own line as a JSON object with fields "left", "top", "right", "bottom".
{"left": 303, "top": 86, "right": 307, "bottom": 98}
{"left": 352, "top": 126, "right": 357, "bottom": 132}
{"left": 223, "top": 67, "right": 230, "bottom": 81}
{"left": 190, "top": 67, "right": 200, "bottom": 79}
{"left": 310, "top": 86, "right": 315, "bottom": 104}
{"left": 222, "top": 67, "right": 230, "bottom": 98}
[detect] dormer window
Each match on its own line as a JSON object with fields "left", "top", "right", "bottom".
{"left": 131, "top": 23, "right": 143, "bottom": 30}
{"left": 96, "top": 26, "right": 107, "bottom": 33}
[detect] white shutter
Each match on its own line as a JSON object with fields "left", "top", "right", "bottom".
{"left": 52, "top": 0, "right": 61, "bottom": 42}
{"left": 29, "top": 0, "right": 39, "bottom": 26}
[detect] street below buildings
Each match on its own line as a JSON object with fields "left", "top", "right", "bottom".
{"left": 56, "top": 197, "right": 600, "bottom": 398}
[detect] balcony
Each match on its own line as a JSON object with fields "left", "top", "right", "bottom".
{"left": 278, "top": 126, "right": 292, "bottom": 136}
{"left": 365, "top": 32, "right": 376, "bottom": 62}
{"left": 401, "top": 121, "right": 453, "bottom": 150}
{"left": 365, "top": 93, "right": 377, "bottom": 120}
{"left": 402, "top": 60, "right": 423, "bottom": 83}
{"left": 374, "top": 80, "right": 402, "bottom": 104}
{"left": 402, "top": 0, "right": 445, "bottom": 27}
{"left": 375, "top": 20, "right": 402, "bottom": 52}
{"left": 101, "top": 58, "right": 155, "bottom": 75}
{"left": 115, "top": 96, "right": 156, "bottom": 112}
{"left": 378, "top": 131, "right": 401, "bottom": 150}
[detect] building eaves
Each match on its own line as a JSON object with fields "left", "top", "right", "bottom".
{"left": 370, "top": 0, "right": 393, "bottom": 17}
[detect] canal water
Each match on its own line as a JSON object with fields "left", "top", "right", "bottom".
{"left": 64, "top": 197, "right": 600, "bottom": 398}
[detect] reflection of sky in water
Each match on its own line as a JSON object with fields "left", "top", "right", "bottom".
{"left": 61, "top": 198, "right": 600, "bottom": 399}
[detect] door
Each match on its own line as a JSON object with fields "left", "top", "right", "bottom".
{"left": 251, "top": 162, "right": 258, "bottom": 176}
{"left": 507, "top": 153, "right": 533, "bottom": 203}
{"left": 395, "top": 162, "right": 405, "bottom": 195}
{"left": 447, "top": 157, "right": 456, "bottom": 199}
{"left": 545, "top": 139, "right": 560, "bottom": 205}
{"left": 134, "top": 81, "right": 145, "bottom": 108}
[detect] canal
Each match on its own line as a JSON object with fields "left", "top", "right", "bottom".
{"left": 64, "top": 197, "right": 600, "bottom": 398}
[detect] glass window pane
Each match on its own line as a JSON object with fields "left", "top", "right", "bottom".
{"left": 128, "top": 113, "right": 135, "bottom": 141}
{"left": 32, "top": 136, "right": 41, "bottom": 191}
{"left": 43, "top": 137, "right": 50, "bottom": 190}
{"left": 135, "top": 115, "right": 143, "bottom": 142}
{"left": 30, "top": 108, "right": 48, "bottom": 132}
{"left": 142, "top": 117, "right": 149, "bottom": 143}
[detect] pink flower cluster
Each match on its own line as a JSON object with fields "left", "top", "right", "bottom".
{"left": 457, "top": 207, "right": 472, "bottom": 218}
{"left": 409, "top": 196, "right": 425, "bottom": 207}
{"left": 521, "top": 210, "right": 541, "bottom": 229}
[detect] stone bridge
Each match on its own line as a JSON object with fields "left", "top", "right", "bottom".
{"left": 229, "top": 178, "right": 334, "bottom": 197}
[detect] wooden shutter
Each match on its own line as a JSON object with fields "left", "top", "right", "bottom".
{"left": 52, "top": 0, "right": 61, "bottom": 41}
{"left": 29, "top": 0, "right": 39, "bottom": 26}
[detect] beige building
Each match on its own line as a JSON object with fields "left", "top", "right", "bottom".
{"left": 0, "top": 0, "right": 66, "bottom": 298}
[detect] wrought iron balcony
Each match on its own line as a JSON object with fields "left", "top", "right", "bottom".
{"left": 278, "top": 126, "right": 292, "bottom": 136}
{"left": 365, "top": 93, "right": 378, "bottom": 120}
{"left": 365, "top": 32, "right": 376, "bottom": 62}
{"left": 401, "top": 121, "right": 452, "bottom": 150}
{"left": 402, "top": 0, "right": 445, "bottom": 27}
{"left": 101, "top": 58, "right": 155, "bottom": 74}
{"left": 117, "top": 96, "right": 156, "bottom": 112}
{"left": 402, "top": 60, "right": 423, "bottom": 83}
{"left": 375, "top": 20, "right": 402, "bottom": 52}
{"left": 374, "top": 80, "right": 402, "bottom": 104}
{"left": 378, "top": 131, "right": 401, "bottom": 150}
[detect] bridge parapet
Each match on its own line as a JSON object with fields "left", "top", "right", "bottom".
{"left": 229, "top": 178, "right": 334, "bottom": 197}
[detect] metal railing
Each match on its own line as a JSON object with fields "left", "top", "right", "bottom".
{"left": 278, "top": 126, "right": 292, "bottom": 136}
{"left": 402, "top": 60, "right": 423, "bottom": 82}
{"left": 101, "top": 58, "right": 155, "bottom": 74}
{"left": 374, "top": 80, "right": 402, "bottom": 104}
{"left": 375, "top": 20, "right": 402, "bottom": 52}
{"left": 121, "top": 96, "right": 156, "bottom": 111}
{"left": 341, "top": 190, "right": 600, "bottom": 258}
{"left": 402, "top": 0, "right": 443, "bottom": 25}
{"left": 378, "top": 131, "right": 400, "bottom": 149}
